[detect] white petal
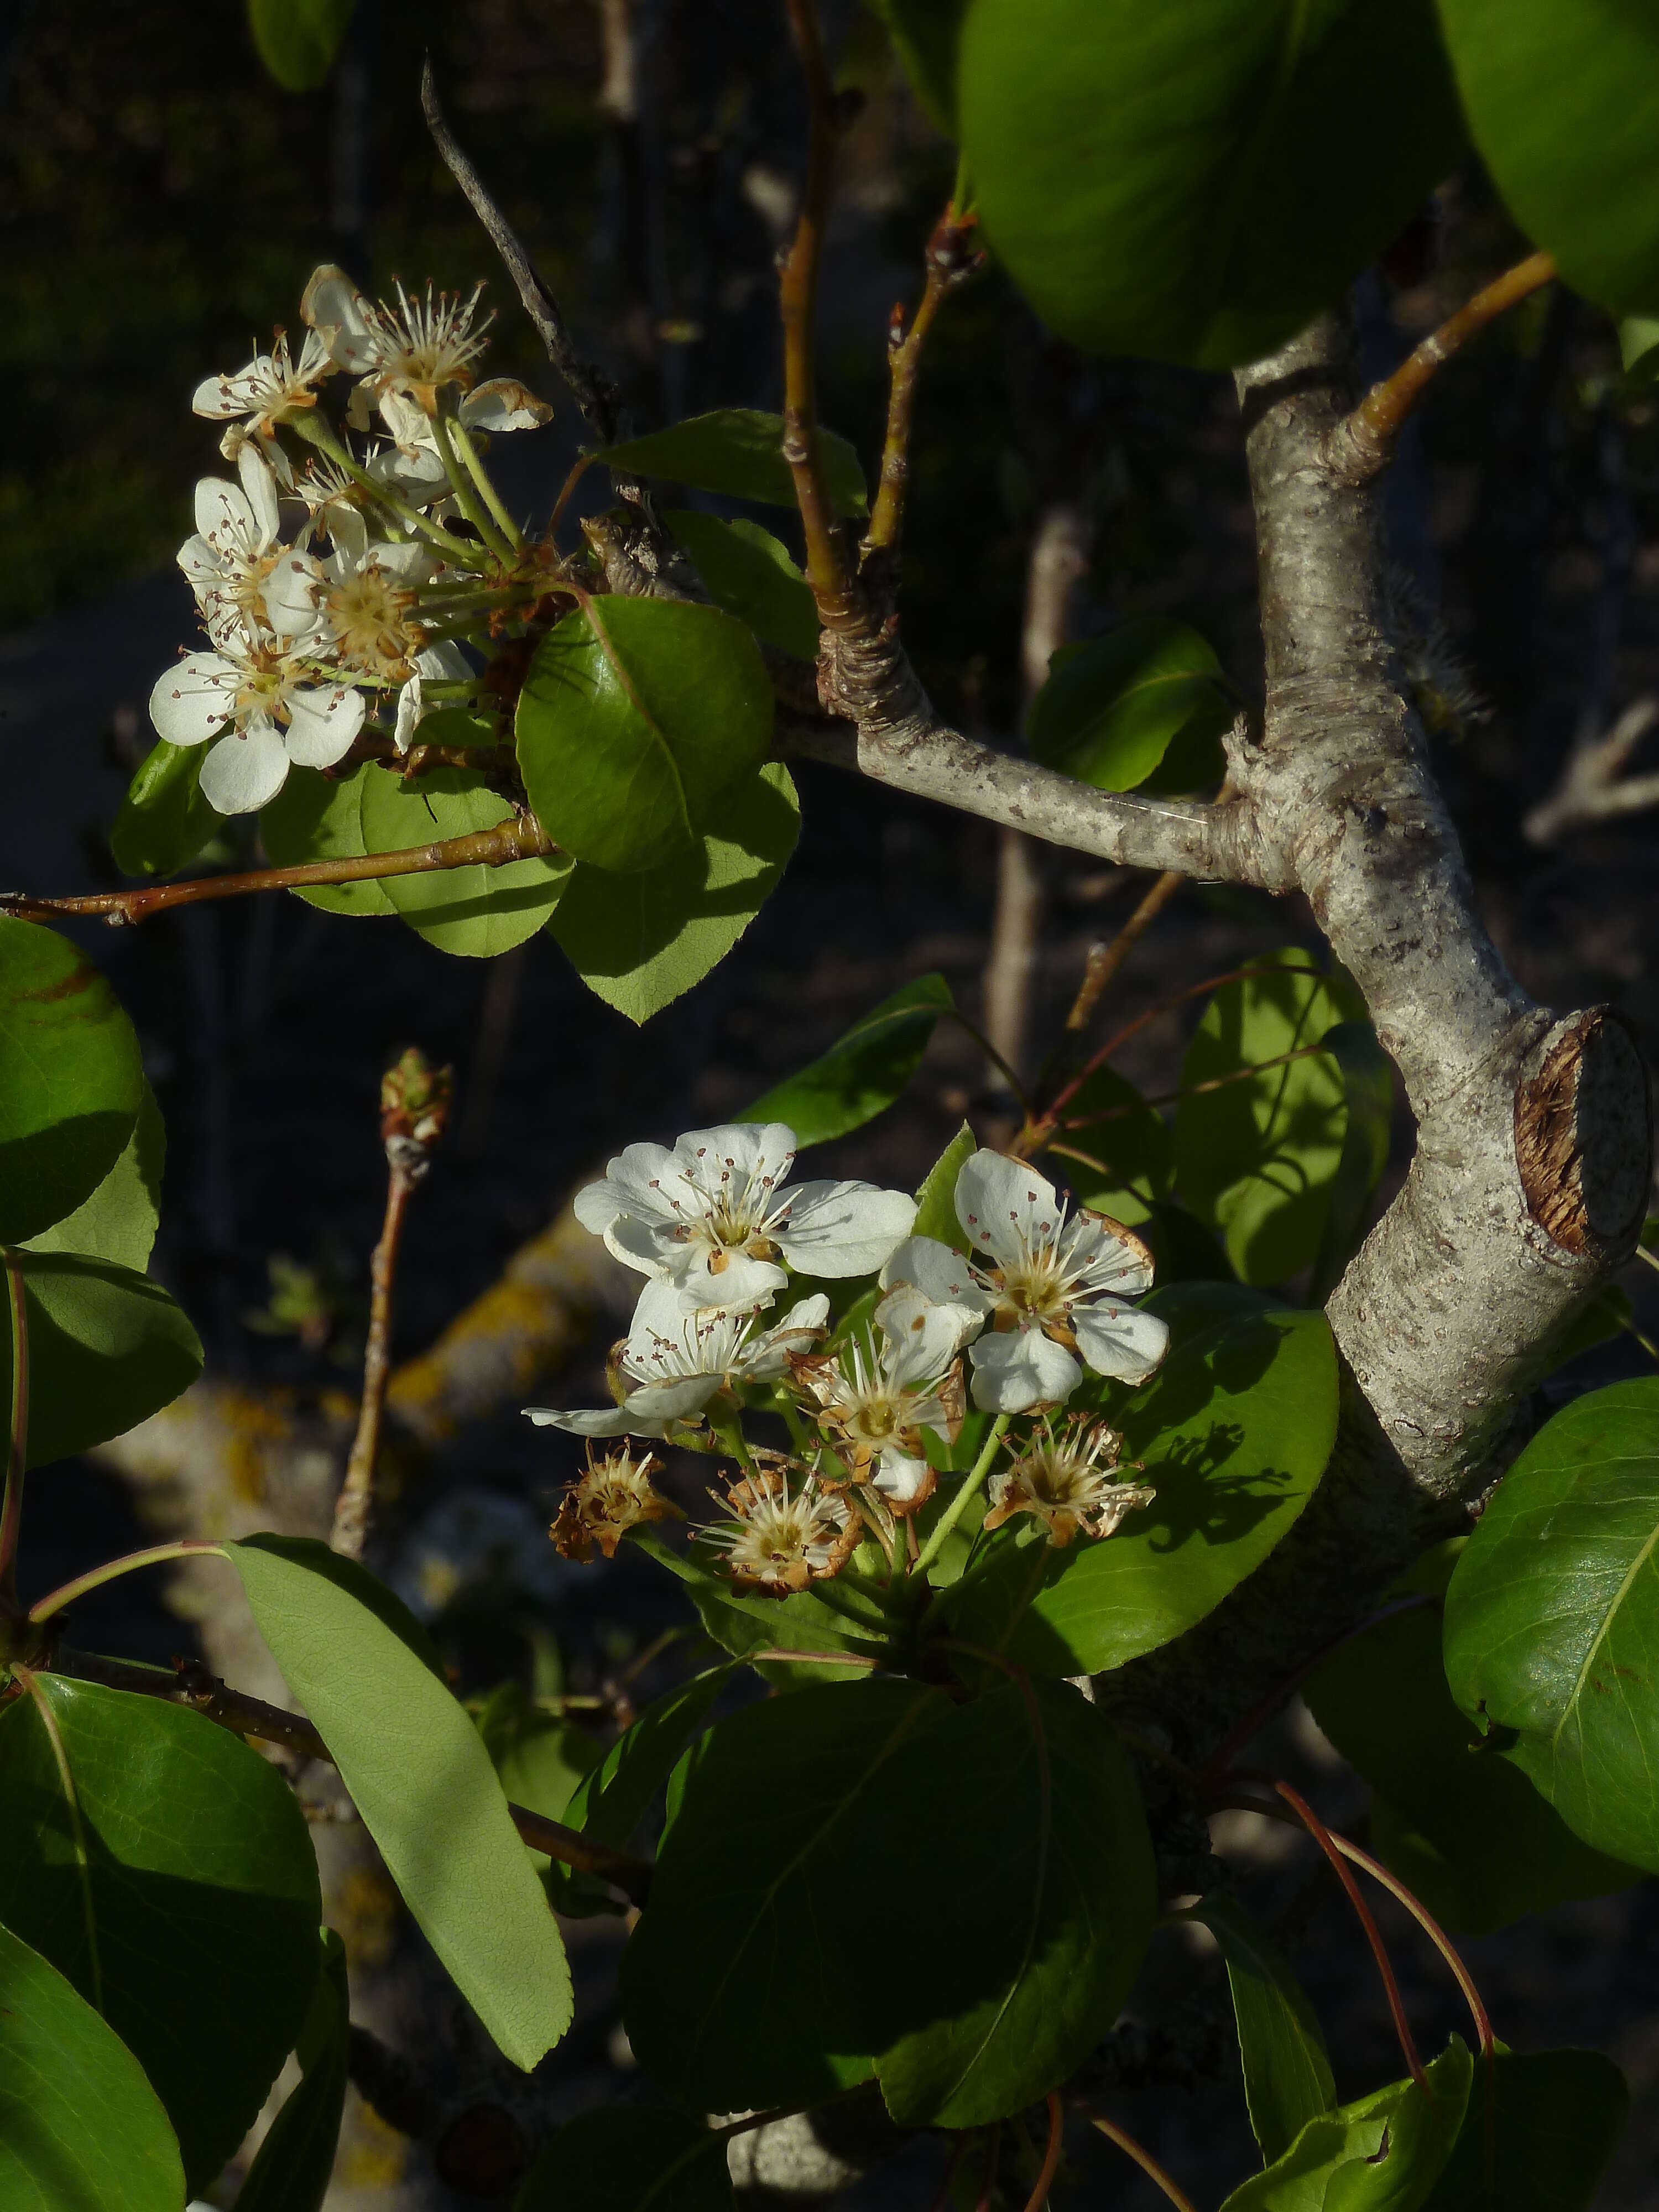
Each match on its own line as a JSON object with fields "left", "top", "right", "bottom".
{"left": 237, "top": 444, "right": 281, "bottom": 546}
{"left": 523, "top": 1404, "right": 671, "bottom": 1439}
{"left": 773, "top": 1181, "right": 917, "bottom": 1278}
{"left": 878, "top": 1237, "right": 994, "bottom": 1318}
{"left": 955, "top": 1150, "right": 1066, "bottom": 1270}
{"left": 192, "top": 367, "right": 255, "bottom": 419}
{"left": 739, "top": 1294, "right": 832, "bottom": 1378}
{"left": 1066, "top": 1213, "right": 1157, "bottom": 1300}
{"left": 199, "top": 720, "right": 290, "bottom": 813}
{"left": 461, "top": 377, "right": 554, "bottom": 433}
{"left": 575, "top": 1144, "right": 682, "bottom": 1238}
{"left": 624, "top": 1374, "right": 722, "bottom": 1421}
{"left": 176, "top": 535, "right": 222, "bottom": 591}
{"left": 263, "top": 551, "right": 324, "bottom": 643}
{"left": 379, "top": 389, "right": 435, "bottom": 453}
{"left": 194, "top": 475, "right": 253, "bottom": 547}
{"left": 149, "top": 653, "right": 239, "bottom": 746}
{"left": 1071, "top": 1302, "right": 1170, "bottom": 1387}
{"left": 416, "top": 639, "right": 471, "bottom": 680}
{"left": 393, "top": 672, "right": 425, "bottom": 755}
{"left": 659, "top": 1248, "right": 789, "bottom": 1317}
{"left": 669, "top": 1123, "right": 799, "bottom": 1196}
{"left": 346, "top": 381, "right": 375, "bottom": 434}
{"left": 877, "top": 1285, "right": 974, "bottom": 1384}
{"left": 327, "top": 505, "right": 370, "bottom": 570}
{"left": 871, "top": 1446, "right": 933, "bottom": 1506}
{"left": 301, "top": 263, "right": 379, "bottom": 371}
{"left": 283, "top": 683, "right": 365, "bottom": 768}
{"left": 968, "top": 1326, "right": 1082, "bottom": 1413}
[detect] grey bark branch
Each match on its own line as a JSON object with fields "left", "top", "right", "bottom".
{"left": 1524, "top": 696, "right": 1659, "bottom": 844}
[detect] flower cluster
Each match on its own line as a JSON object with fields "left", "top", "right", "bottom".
{"left": 150, "top": 266, "right": 552, "bottom": 815}
{"left": 525, "top": 1126, "right": 1168, "bottom": 1598}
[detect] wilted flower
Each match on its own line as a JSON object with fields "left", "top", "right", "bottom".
{"left": 524, "top": 1285, "right": 830, "bottom": 1441}
{"left": 302, "top": 265, "right": 492, "bottom": 419}
{"left": 790, "top": 1286, "right": 966, "bottom": 1512}
{"left": 881, "top": 1150, "right": 1168, "bottom": 1413}
{"left": 549, "top": 1444, "right": 681, "bottom": 1561}
{"left": 192, "top": 327, "right": 335, "bottom": 479}
{"left": 575, "top": 1123, "right": 916, "bottom": 1317}
{"left": 148, "top": 622, "right": 364, "bottom": 813}
{"left": 982, "top": 1413, "right": 1154, "bottom": 1547}
{"left": 703, "top": 1454, "right": 858, "bottom": 1594}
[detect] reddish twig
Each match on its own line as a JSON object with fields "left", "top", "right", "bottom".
{"left": 1037, "top": 959, "right": 1291, "bottom": 1129}
{"left": 1082, "top": 2114, "right": 1199, "bottom": 2212}
{"left": 974, "top": 2122, "right": 1002, "bottom": 2212}
{"left": 1020, "top": 2093, "right": 1065, "bottom": 2212}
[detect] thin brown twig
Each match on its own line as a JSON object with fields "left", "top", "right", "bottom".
{"left": 864, "top": 202, "right": 983, "bottom": 555}
{"left": 1329, "top": 251, "right": 1557, "bottom": 482}
{"left": 1067, "top": 870, "right": 1186, "bottom": 1038}
{"left": 780, "top": 0, "right": 856, "bottom": 618}
{"left": 1040, "top": 958, "right": 1298, "bottom": 1126}
{"left": 925, "top": 2134, "right": 970, "bottom": 2212}
{"left": 1082, "top": 2114, "right": 1199, "bottom": 2212}
{"left": 1020, "top": 2093, "right": 1065, "bottom": 2212}
{"left": 1333, "top": 1829, "right": 1496, "bottom": 2060}
{"left": 0, "top": 816, "right": 559, "bottom": 928}
{"left": 974, "top": 2122, "right": 1002, "bottom": 2212}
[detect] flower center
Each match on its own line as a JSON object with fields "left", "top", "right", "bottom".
{"left": 327, "top": 568, "right": 419, "bottom": 677}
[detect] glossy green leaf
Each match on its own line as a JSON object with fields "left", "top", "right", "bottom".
{"left": 1046, "top": 1065, "right": 1172, "bottom": 1228}
{"left": 0, "top": 1678, "right": 320, "bottom": 2194}
{"left": 0, "top": 919, "right": 145, "bottom": 1244}
{"left": 1443, "top": 1377, "right": 1659, "bottom": 1873}
{"left": 1306, "top": 1600, "right": 1637, "bottom": 1935}
{"left": 959, "top": 0, "right": 1465, "bottom": 369}
{"left": 1436, "top": 0, "right": 1659, "bottom": 315}
{"left": 664, "top": 510, "right": 820, "bottom": 660}
{"left": 1189, "top": 1895, "right": 1334, "bottom": 2164}
{"left": 564, "top": 1664, "right": 736, "bottom": 1849}
{"left": 913, "top": 1122, "right": 978, "bottom": 1251}
{"left": 515, "top": 2106, "right": 736, "bottom": 2212}
{"left": 23, "top": 1079, "right": 164, "bottom": 1273}
{"left": 1175, "top": 951, "right": 1357, "bottom": 1286}
{"left": 874, "top": 1679, "right": 1156, "bottom": 2126}
{"left": 742, "top": 974, "right": 953, "bottom": 1145}
{"left": 867, "top": 0, "right": 968, "bottom": 131}
{"left": 109, "top": 738, "right": 221, "bottom": 879}
{"left": 1220, "top": 2039, "right": 1470, "bottom": 2211}
{"left": 228, "top": 1534, "right": 573, "bottom": 2070}
{"left": 3, "top": 1251, "right": 203, "bottom": 1469}
{"left": 550, "top": 762, "right": 799, "bottom": 1024}
{"left": 1620, "top": 316, "right": 1659, "bottom": 381}
{"left": 1029, "top": 620, "right": 1232, "bottom": 794}
{"left": 598, "top": 409, "right": 867, "bottom": 518}
{"left": 1418, "top": 2047, "right": 1628, "bottom": 2212}
{"left": 0, "top": 1921, "right": 184, "bottom": 2212}
{"left": 637, "top": 1527, "right": 889, "bottom": 1688}
{"left": 945, "top": 1291, "right": 1338, "bottom": 1673}
{"left": 235, "top": 1931, "right": 349, "bottom": 2212}
{"left": 358, "top": 765, "right": 571, "bottom": 957}
{"left": 1308, "top": 1021, "right": 1393, "bottom": 1303}
{"left": 260, "top": 763, "right": 396, "bottom": 917}
{"left": 517, "top": 598, "right": 772, "bottom": 874}
{"left": 247, "top": 0, "right": 356, "bottom": 90}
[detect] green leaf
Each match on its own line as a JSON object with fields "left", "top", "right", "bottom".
{"left": 945, "top": 1292, "right": 1338, "bottom": 1672}
{"left": 517, "top": 599, "right": 773, "bottom": 874}
{"left": 1442, "top": 1377, "right": 1659, "bottom": 1874}
{"left": 260, "top": 763, "right": 396, "bottom": 917}
{"left": 0, "top": 1678, "right": 321, "bottom": 2194}
{"left": 357, "top": 765, "right": 571, "bottom": 957}
{"left": 515, "top": 2106, "right": 737, "bottom": 2211}
{"left": 742, "top": 975, "right": 953, "bottom": 1145}
{"left": 23, "top": 1079, "right": 164, "bottom": 1272}
{"left": 474, "top": 1683, "right": 604, "bottom": 1872}
{"left": 109, "top": 738, "right": 221, "bottom": 879}
{"left": 1174, "top": 950, "right": 1355, "bottom": 1286}
{"left": 867, "top": 0, "right": 968, "bottom": 131}
{"left": 1045, "top": 1065, "right": 1173, "bottom": 1228}
{"left": 597, "top": 409, "right": 867, "bottom": 518}
{"left": 4, "top": 1251, "right": 203, "bottom": 1469}
{"left": 1436, "top": 0, "right": 1659, "bottom": 316}
{"left": 0, "top": 917, "right": 145, "bottom": 1244}
{"left": 1188, "top": 1895, "right": 1334, "bottom": 2166}
{"left": 1418, "top": 2047, "right": 1628, "bottom": 2212}
{"left": 234, "top": 1932, "right": 351, "bottom": 2212}
{"left": 637, "top": 1527, "right": 889, "bottom": 1685}
{"left": 563, "top": 1665, "right": 736, "bottom": 1850}
{"left": 550, "top": 762, "right": 800, "bottom": 1024}
{"left": 1140, "top": 1198, "right": 1237, "bottom": 1284}
{"left": 0, "top": 1921, "right": 185, "bottom": 2212}
{"left": 1220, "top": 2039, "right": 1471, "bottom": 2211}
{"left": 1029, "top": 620, "right": 1232, "bottom": 794}
{"left": 664, "top": 510, "right": 820, "bottom": 661}
{"left": 1308, "top": 1021, "right": 1393, "bottom": 1303}
{"left": 1305, "top": 1600, "right": 1637, "bottom": 1934}
{"left": 1620, "top": 316, "right": 1659, "bottom": 381}
{"left": 913, "top": 1122, "right": 978, "bottom": 1250}
{"left": 247, "top": 0, "right": 356, "bottom": 90}
{"left": 959, "top": 0, "right": 1467, "bottom": 369}
{"left": 874, "top": 1679, "right": 1157, "bottom": 2127}
{"left": 228, "top": 1534, "right": 573, "bottom": 2070}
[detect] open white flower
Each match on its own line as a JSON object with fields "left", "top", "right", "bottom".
{"left": 790, "top": 1286, "right": 966, "bottom": 1511}
{"left": 310, "top": 508, "right": 432, "bottom": 681}
{"left": 983, "top": 1413, "right": 1155, "bottom": 1548}
{"left": 523, "top": 1286, "right": 830, "bottom": 1440}
{"left": 192, "top": 328, "right": 335, "bottom": 481}
{"left": 148, "top": 622, "right": 364, "bottom": 814}
{"left": 302, "top": 265, "right": 492, "bottom": 420}
{"left": 574, "top": 1123, "right": 917, "bottom": 1316}
{"left": 881, "top": 1150, "right": 1168, "bottom": 1413}
{"left": 177, "top": 447, "right": 320, "bottom": 647}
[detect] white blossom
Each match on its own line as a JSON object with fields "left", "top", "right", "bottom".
{"left": 573, "top": 1123, "right": 917, "bottom": 1316}
{"left": 148, "top": 622, "right": 364, "bottom": 815}
{"left": 176, "top": 447, "right": 320, "bottom": 647}
{"left": 309, "top": 507, "right": 432, "bottom": 680}
{"left": 790, "top": 1286, "right": 966, "bottom": 1511}
{"left": 302, "top": 265, "right": 492, "bottom": 421}
{"left": 192, "top": 328, "right": 335, "bottom": 482}
{"left": 524, "top": 1286, "right": 831, "bottom": 1440}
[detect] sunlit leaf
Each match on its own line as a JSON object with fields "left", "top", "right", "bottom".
{"left": 23, "top": 1079, "right": 164, "bottom": 1273}
{"left": 597, "top": 409, "right": 867, "bottom": 517}
{"left": 1188, "top": 1895, "right": 1334, "bottom": 2165}
{"left": 664, "top": 510, "right": 820, "bottom": 661}
{"left": 1029, "top": 620, "right": 1232, "bottom": 794}
{"left": 743, "top": 974, "right": 953, "bottom": 1146}
{"left": 261, "top": 763, "right": 396, "bottom": 917}
{"left": 358, "top": 764, "right": 571, "bottom": 957}
{"left": 1219, "top": 2039, "right": 1470, "bottom": 2210}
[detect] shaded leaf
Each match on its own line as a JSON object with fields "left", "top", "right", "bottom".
{"left": 515, "top": 2105, "right": 736, "bottom": 2211}
{"left": 109, "top": 738, "right": 221, "bottom": 879}
{"left": 225, "top": 1932, "right": 351, "bottom": 2212}
{"left": 664, "top": 510, "right": 820, "bottom": 661}
{"left": 598, "top": 409, "right": 867, "bottom": 517}
{"left": 23, "top": 1079, "right": 164, "bottom": 1273}
{"left": 0, "top": 1922, "right": 184, "bottom": 2212}
{"left": 865, "top": 0, "right": 967, "bottom": 130}
{"left": 1418, "top": 2046, "right": 1628, "bottom": 2212}
{"left": 743, "top": 975, "right": 953, "bottom": 1145}
{"left": 1047, "top": 1066, "right": 1172, "bottom": 1228}
{"left": 912, "top": 1122, "right": 978, "bottom": 1251}
{"left": 1029, "top": 620, "right": 1232, "bottom": 794}
{"left": 0, "top": 1678, "right": 320, "bottom": 2194}
{"left": 358, "top": 765, "right": 571, "bottom": 957}
{"left": 474, "top": 1683, "right": 604, "bottom": 1875}
{"left": 4, "top": 1250, "right": 203, "bottom": 1470}
{"left": 229, "top": 1535, "right": 573, "bottom": 2070}
{"left": 261, "top": 763, "right": 396, "bottom": 917}
{"left": 1219, "top": 2039, "right": 1470, "bottom": 2211}
{"left": 550, "top": 762, "right": 799, "bottom": 1024}
{"left": 247, "top": 0, "right": 356, "bottom": 90}
{"left": 1189, "top": 1894, "right": 1334, "bottom": 2165}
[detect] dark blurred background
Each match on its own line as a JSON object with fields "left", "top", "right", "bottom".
{"left": 6, "top": 3, "right": 1659, "bottom": 2206}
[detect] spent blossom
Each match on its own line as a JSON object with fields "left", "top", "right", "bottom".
{"left": 982, "top": 1413, "right": 1155, "bottom": 1548}
{"left": 703, "top": 1454, "right": 858, "bottom": 1595}
{"left": 548, "top": 1445, "right": 682, "bottom": 1562}
{"left": 575, "top": 1122, "right": 916, "bottom": 1316}
{"left": 790, "top": 1285, "right": 967, "bottom": 1512}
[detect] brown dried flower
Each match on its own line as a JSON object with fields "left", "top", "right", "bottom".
{"left": 549, "top": 1444, "right": 681, "bottom": 1561}
{"left": 982, "top": 1413, "right": 1154, "bottom": 1549}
